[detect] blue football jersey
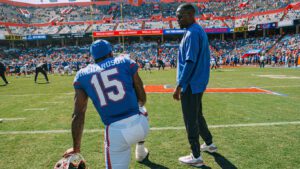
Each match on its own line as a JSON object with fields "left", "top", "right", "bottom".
{"left": 73, "top": 56, "right": 139, "bottom": 125}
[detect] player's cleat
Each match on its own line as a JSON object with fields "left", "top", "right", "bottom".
{"left": 200, "top": 143, "right": 218, "bottom": 153}
{"left": 178, "top": 153, "right": 204, "bottom": 167}
{"left": 54, "top": 153, "right": 86, "bottom": 169}
{"left": 135, "top": 144, "right": 149, "bottom": 162}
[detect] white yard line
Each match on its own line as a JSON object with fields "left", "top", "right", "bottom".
{"left": 2, "top": 85, "right": 299, "bottom": 97}
{"left": 253, "top": 87, "right": 286, "bottom": 96}
{"left": 0, "top": 93, "right": 74, "bottom": 97}
{"left": 0, "top": 118, "right": 26, "bottom": 121}
{"left": 1, "top": 121, "right": 300, "bottom": 135}
{"left": 1, "top": 94, "right": 51, "bottom": 97}
{"left": 24, "top": 108, "right": 47, "bottom": 111}
{"left": 43, "top": 102, "right": 64, "bottom": 104}
{"left": 259, "top": 85, "right": 300, "bottom": 88}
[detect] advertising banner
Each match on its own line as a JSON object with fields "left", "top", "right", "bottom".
{"left": 49, "top": 34, "right": 67, "bottom": 39}
{"left": 234, "top": 26, "right": 248, "bottom": 32}
{"left": 294, "top": 19, "right": 300, "bottom": 25}
{"left": 248, "top": 25, "right": 256, "bottom": 31}
{"left": 24, "top": 34, "right": 47, "bottom": 40}
{"left": 93, "top": 28, "right": 232, "bottom": 37}
{"left": 5, "top": 35, "right": 23, "bottom": 40}
{"left": 256, "top": 22, "right": 277, "bottom": 30}
{"left": 163, "top": 29, "right": 185, "bottom": 35}
{"left": 71, "top": 33, "right": 86, "bottom": 38}
{"left": 277, "top": 20, "right": 294, "bottom": 27}
{"left": 93, "top": 30, "right": 163, "bottom": 37}
{"left": 204, "top": 28, "right": 230, "bottom": 34}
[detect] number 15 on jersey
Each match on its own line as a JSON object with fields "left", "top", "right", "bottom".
{"left": 91, "top": 68, "right": 125, "bottom": 107}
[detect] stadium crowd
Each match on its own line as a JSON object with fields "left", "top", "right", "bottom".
{"left": 2, "top": 1, "right": 299, "bottom": 23}
{"left": 0, "top": 40, "right": 179, "bottom": 76}
{"left": 210, "top": 33, "right": 299, "bottom": 67}
{"left": 1, "top": 0, "right": 300, "bottom": 36}
{"left": 0, "top": 0, "right": 299, "bottom": 78}
{"left": 1, "top": 32, "right": 299, "bottom": 77}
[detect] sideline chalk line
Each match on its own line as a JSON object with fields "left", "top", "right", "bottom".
{"left": 1, "top": 121, "right": 300, "bottom": 135}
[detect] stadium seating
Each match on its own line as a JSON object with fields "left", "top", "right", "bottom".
{"left": 87, "top": 23, "right": 116, "bottom": 32}
{"left": 116, "top": 22, "right": 142, "bottom": 30}
{"left": 33, "top": 26, "right": 60, "bottom": 34}
{"left": 248, "top": 13, "right": 284, "bottom": 25}
{"left": 9, "top": 26, "right": 35, "bottom": 35}
{"left": 270, "top": 33, "right": 300, "bottom": 57}
{"left": 284, "top": 9, "right": 300, "bottom": 21}
{"left": 0, "top": 1, "right": 297, "bottom": 25}
{"left": 58, "top": 25, "right": 89, "bottom": 34}
{"left": 144, "top": 21, "right": 164, "bottom": 30}
{"left": 0, "top": 26, "right": 9, "bottom": 35}
{"left": 0, "top": 1, "right": 299, "bottom": 69}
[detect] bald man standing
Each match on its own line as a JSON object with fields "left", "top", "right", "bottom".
{"left": 173, "top": 3, "right": 217, "bottom": 167}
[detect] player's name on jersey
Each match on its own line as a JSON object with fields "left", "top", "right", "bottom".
{"left": 76, "top": 57, "right": 127, "bottom": 78}
{"left": 99, "top": 57, "right": 126, "bottom": 70}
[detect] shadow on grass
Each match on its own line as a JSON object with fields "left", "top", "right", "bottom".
{"left": 191, "top": 164, "right": 212, "bottom": 169}
{"left": 206, "top": 152, "right": 237, "bottom": 169}
{"left": 138, "top": 153, "right": 169, "bottom": 169}
{"left": 36, "top": 82, "right": 50, "bottom": 84}
{"left": 139, "top": 154, "right": 212, "bottom": 169}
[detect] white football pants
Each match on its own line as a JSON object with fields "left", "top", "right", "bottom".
{"left": 104, "top": 114, "right": 149, "bottom": 169}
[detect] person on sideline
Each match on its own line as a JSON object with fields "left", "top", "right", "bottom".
{"left": 0, "top": 60, "right": 9, "bottom": 85}
{"left": 0, "top": 61, "right": 9, "bottom": 85}
{"left": 34, "top": 60, "right": 49, "bottom": 83}
{"left": 173, "top": 3, "right": 217, "bottom": 167}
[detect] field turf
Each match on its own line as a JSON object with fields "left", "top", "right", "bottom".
{"left": 0, "top": 67, "right": 300, "bottom": 169}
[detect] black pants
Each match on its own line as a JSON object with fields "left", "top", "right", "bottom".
{"left": 181, "top": 86, "right": 213, "bottom": 158}
{"left": 0, "top": 71, "right": 8, "bottom": 84}
{"left": 35, "top": 68, "right": 49, "bottom": 82}
{"left": 260, "top": 61, "right": 265, "bottom": 68}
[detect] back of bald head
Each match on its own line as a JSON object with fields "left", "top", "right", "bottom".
{"left": 177, "top": 3, "right": 196, "bottom": 15}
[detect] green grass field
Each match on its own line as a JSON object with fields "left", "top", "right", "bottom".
{"left": 0, "top": 67, "right": 300, "bottom": 169}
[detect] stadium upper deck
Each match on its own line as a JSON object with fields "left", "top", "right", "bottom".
{"left": 0, "top": 0, "right": 299, "bottom": 63}
{"left": 0, "top": 1, "right": 300, "bottom": 27}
